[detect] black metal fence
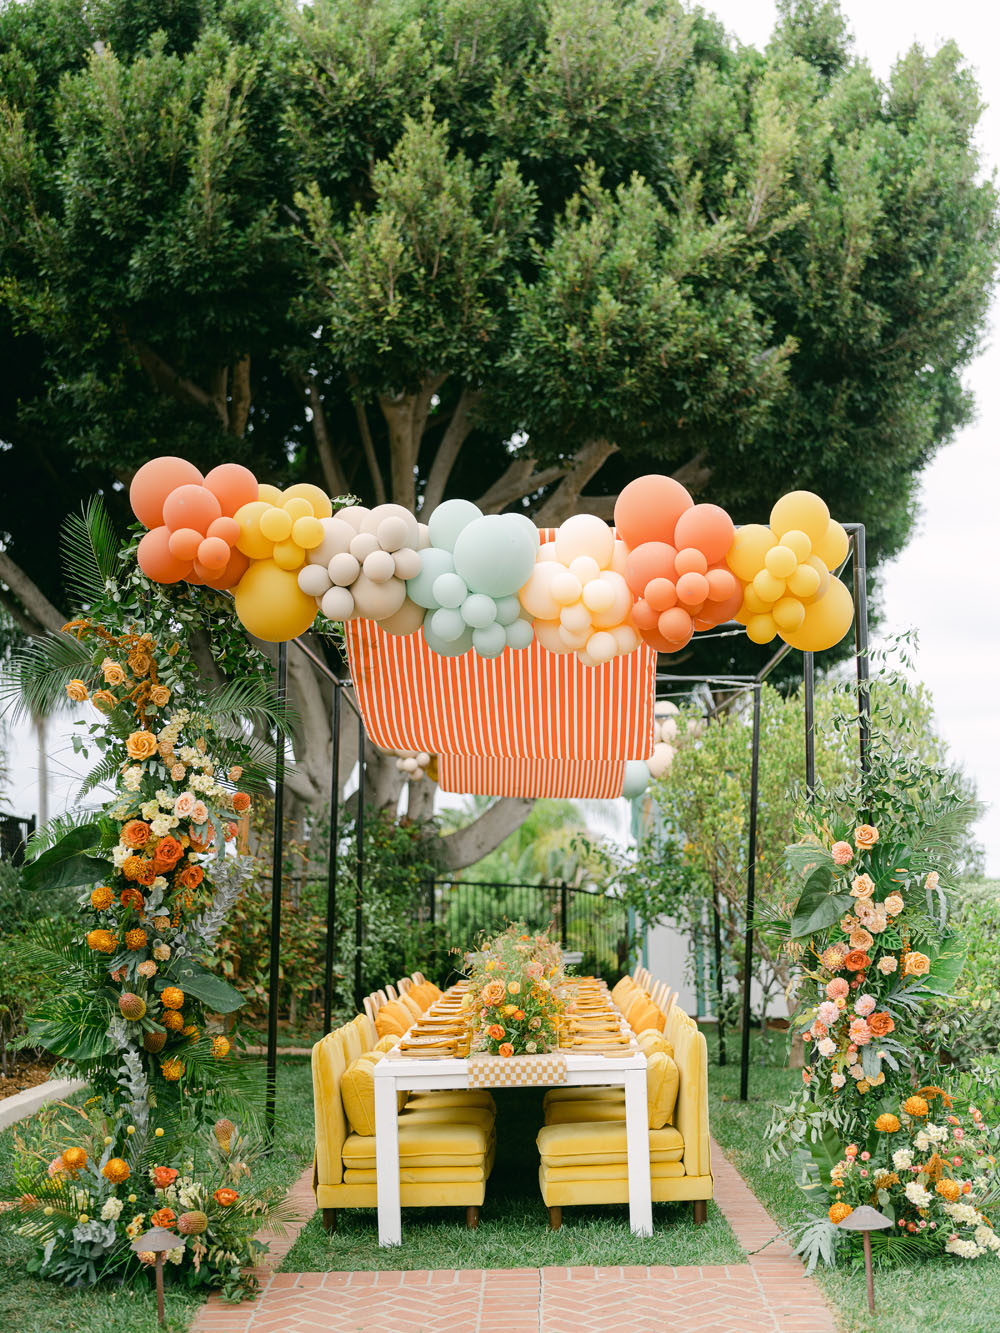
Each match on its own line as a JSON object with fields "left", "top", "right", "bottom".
{"left": 418, "top": 878, "right": 630, "bottom": 979}
{"left": 0, "top": 813, "right": 35, "bottom": 866}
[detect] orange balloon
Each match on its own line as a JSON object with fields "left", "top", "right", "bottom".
{"left": 202, "top": 548, "right": 250, "bottom": 591}
{"left": 645, "top": 578, "right": 677, "bottom": 613}
{"left": 162, "top": 484, "right": 222, "bottom": 535}
{"left": 674, "top": 546, "right": 708, "bottom": 576}
{"left": 204, "top": 463, "right": 259, "bottom": 516}
{"left": 137, "top": 526, "right": 192, "bottom": 584}
{"left": 614, "top": 475, "right": 692, "bottom": 548}
{"left": 197, "top": 536, "right": 230, "bottom": 571}
{"left": 632, "top": 599, "right": 659, "bottom": 631}
{"left": 676, "top": 571, "right": 709, "bottom": 607}
{"left": 624, "top": 542, "right": 676, "bottom": 595}
{"left": 130, "top": 457, "right": 203, "bottom": 529}
{"left": 207, "top": 515, "right": 241, "bottom": 544}
{"left": 703, "top": 580, "right": 744, "bottom": 625}
{"left": 673, "top": 503, "right": 735, "bottom": 564}
{"left": 657, "top": 607, "right": 693, "bottom": 646}
{"left": 168, "top": 527, "right": 202, "bottom": 562}
{"left": 705, "top": 568, "right": 738, "bottom": 602}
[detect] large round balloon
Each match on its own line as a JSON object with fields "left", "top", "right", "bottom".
{"left": 233, "top": 559, "right": 318, "bottom": 642}
{"left": 770, "top": 491, "right": 830, "bottom": 545}
{"left": 453, "top": 514, "right": 538, "bottom": 597}
{"left": 621, "top": 761, "right": 650, "bottom": 800}
{"left": 780, "top": 577, "right": 855, "bottom": 652}
{"left": 614, "top": 474, "right": 692, "bottom": 548}
{"left": 203, "top": 463, "right": 259, "bottom": 516}
{"left": 130, "top": 456, "right": 204, "bottom": 529}
{"left": 137, "top": 526, "right": 192, "bottom": 584}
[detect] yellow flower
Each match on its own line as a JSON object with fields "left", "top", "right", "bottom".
{"left": 211, "top": 1036, "right": 230, "bottom": 1059}
{"left": 91, "top": 689, "right": 117, "bottom": 713}
{"left": 102, "top": 1158, "right": 130, "bottom": 1183}
{"left": 86, "top": 929, "right": 117, "bottom": 954}
{"left": 149, "top": 685, "right": 171, "bottom": 707}
{"left": 65, "top": 679, "right": 89, "bottom": 702}
{"left": 903, "top": 1095, "right": 929, "bottom": 1117}
{"left": 507, "top": 981, "right": 521, "bottom": 995}
{"left": 902, "top": 951, "right": 930, "bottom": 978}
{"left": 102, "top": 658, "right": 127, "bottom": 686}
{"left": 875, "top": 1113, "right": 900, "bottom": 1132}
{"left": 829, "top": 1202, "right": 853, "bottom": 1224}
{"left": 90, "top": 886, "right": 113, "bottom": 911}
{"left": 125, "top": 731, "right": 158, "bottom": 761}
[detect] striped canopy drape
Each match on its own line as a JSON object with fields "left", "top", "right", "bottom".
{"left": 436, "top": 755, "right": 627, "bottom": 799}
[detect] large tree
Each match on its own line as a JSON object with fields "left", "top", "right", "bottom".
{"left": 0, "top": 0, "right": 996, "bottom": 852}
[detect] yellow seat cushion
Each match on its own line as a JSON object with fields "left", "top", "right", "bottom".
{"left": 408, "top": 982, "right": 437, "bottom": 1010}
{"left": 344, "top": 1164, "right": 487, "bottom": 1184}
{"left": 398, "top": 992, "right": 424, "bottom": 1021}
{"left": 545, "top": 1100, "right": 628, "bottom": 1125}
{"left": 627, "top": 999, "right": 663, "bottom": 1034}
{"left": 636, "top": 1029, "right": 674, "bottom": 1059}
{"left": 396, "top": 1106, "right": 495, "bottom": 1134}
{"left": 540, "top": 1159, "right": 686, "bottom": 1182}
{"left": 611, "top": 977, "right": 637, "bottom": 1008}
{"left": 352, "top": 1012, "right": 377, "bottom": 1051}
{"left": 542, "top": 1054, "right": 677, "bottom": 1130}
{"left": 341, "top": 1053, "right": 406, "bottom": 1134}
{"left": 647, "top": 1051, "right": 679, "bottom": 1129}
{"left": 373, "top": 1034, "right": 400, "bottom": 1054}
{"left": 343, "top": 1121, "right": 493, "bottom": 1170}
{"left": 536, "top": 1121, "right": 684, "bottom": 1165}
{"left": 543, "top": 1087, "right": 625, "bottom": 1107}
{"left": 340, "top": 1021, "right": 364, "bottom": 1064}
{"left": 405, "top": 1090, "right": 496, "bottom": 1112}
{"left": 375, "top": 1000, "right": 413, "bottom": 1039}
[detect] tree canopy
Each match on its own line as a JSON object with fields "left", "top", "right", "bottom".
{"left": 0, "top": 0, "right": 996, "bottom": 832}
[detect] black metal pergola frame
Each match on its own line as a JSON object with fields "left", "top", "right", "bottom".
{"left": 261, "top": 524, "right": 871, "bottom": 1131}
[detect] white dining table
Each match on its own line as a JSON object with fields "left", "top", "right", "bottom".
{"left": 372, "top": 1038, "right": 652, "bottom": 1246}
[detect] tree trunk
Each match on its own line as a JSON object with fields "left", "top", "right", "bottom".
{"left": 33, "top": 709, "right": 50, "bottom": 826}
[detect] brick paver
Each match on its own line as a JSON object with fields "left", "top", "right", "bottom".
{"left": 189, "top": 1137, "right": 836, "bottom": 1333}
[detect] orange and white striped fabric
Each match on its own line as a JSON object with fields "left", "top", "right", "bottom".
{"left": 344, "top": 622, "right": 655, "bottom": 763}
{"left": 437, "top": 755, "right": 626, "bottom": 799}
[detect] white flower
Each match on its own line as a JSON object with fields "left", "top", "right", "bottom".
{"left": 156, "top": 789, "right": 175, "bottom": 809}
{"left": 945, "top": 1237, "right": 983, "bottom": 1259}
{"left": 831, "top": 1071, "right": 846, "bottom": 1089}
{"left": 166, "top": 1247, "right": 185, "bottom": 1265}
{"left": 877, "top": 956, "right": 898, "bottom": 975}
{"left": 905, "top": 1181, "right": 932, "bottom": 1207}
{"left": 817, "top": 1038, "right": 836, "bottom": 1057}
{"left": 914, "top": 1131, "right": 931, "bottom": 1152}
{"left": 190, "top": 773, "right": 212, "bottom": 792}
{"left": 123, "top": 766, "right": 144, "bottom": 791}
{"left": 848, "top": 1063, "right": 865, "bottom": 1080}
{"left": 927, "top": 1122, "right": 949, "bottom": 1144}
{"left": 893, "top": 1149, "right": 913, "bottom": 1170}
{"left": 111, "top": 844, "right": 131, "bottom": 869}
{"left": 100, "top": 1197, "right": 124, "bottom": 1221}
{"left": 153, "top": 942, "right": 171, "bottom": 961}
{"left": 525, "top": 1041, "right": 537, "bottom": 1053}
{"left": 974, "top": 1226, "right": 996, "bottom": 1248}
{"left": 140, "top": 800, "right": 160, "bottom": 821}
{"left": 944, "top": 1202, "right": 981, "bottom": 1226}
{"left": 152, "top": 877, "right": 168, "bottom": 892}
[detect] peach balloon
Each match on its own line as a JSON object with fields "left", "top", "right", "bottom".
{"left": 645, "top": 578, "right": 678, "bottom": 613}
{"left": 632, "top": 600, "right": 659, "bottom": 631}
{"left": 203, "top": 463, "right": 258, "bottom": 516}
{"left": 613, "top": 474, "right": 692, "bottom": 548}
{"left": 555, "top": 514, "right": 615, "bottom": 568}
{"left": 705, "top": 568, "right": 738, "bottom": 603}
{"left": 379, "top": 597, "right": 427, "bottom": 637}
{"left": 657, "top": 607, "right": 693, "bottom": 646}
{"left": 673, "top": 503, "right": 735, "bottom": 564}
{"left": 137, "top": 526, "right": 192, "bottom": 583}
{"left": 519, "top": 563, "right": 561, "bottom": 620}
{"left": 676, "top": 571, "right": 709, "bottom": 607}
{"left": 130, "top": 457, "right": 203, "bottom": 529}
{"left": 196, "top": 536, "right": 230, "bottom": 571}
{"left": 624, "top": 542, "right": 676, "bottom": 595}
{"left": 204, "top": 548, "right": 249, "bottom": 591}
{"left": 162, "top": 484, "right": 221, "bottom": 535}
{"left": 207, "top": 516, "right": 241, "bottom": 544}
{"left": 534, "top": 619, "right": 573, "bottom": 654}
{"left": 168, "top": 528, "right": 202, "bottom": 562}
{"left": 673, "top": 547, "right": 708, "bottom": 577}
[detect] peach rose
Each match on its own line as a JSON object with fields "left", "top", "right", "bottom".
{"left": 149, "top": 685, "right": 171, "bottom": 707}
{"left": 482, "top": 981, "right": 506, "bottom": 1007}
{"left": 877, "top": 955, "right": 898, "bottom": 975}
{"left": 190, "top": 801, "right": 209, "bottom": 825}
{"left": 831, "top": 841, "right": 853, "bottom": 865}
{"left": 498, "top": 1042, "right": 514, "bottom": 1057}
{"left": 228, "top": 766, "right": 243, "bottom": 782}
{"left": 126, "top": 730, "right": 158, "bottom": 761}
{"left": 102, "top": 658, "right": 126, "bottom": 686}
{"left": 850, "top": 874, "right": 875, "bottom": 899}
{"left": 65, "top": 679, "right": 89, "bottom": 702}
{"left": 925, "top": 871, "right": 940, "bottom": 890}
{"left": 171, "top": 763, "right": 187, "bottom": 782}
{"left": 902, "top": 951, "right": 930, "bottom": 977}
{"left": 854, "top": 824, "right": 878, "bottom": 848}
{"left": 174, "top": 793, "right": 195, "bottom": 818}
{"left": 128, "top": 647, "right": 152, "bottom": 677}
{"left": 867, "top": 1011, "right": 895, "bottom": 1037}
{"left": 849, "top": 927, "right": 874, "bottom": 952}
{"left": 121, "top": 820, "right": 151, "bottom": 849}
{"left": 91, "top": 689, "right": 117, "bottom": 713}
{"left": 176, "top": 864, "right": 204, "bottom": 890}
{"left": 884, "top": 893, "right": 904, "bottom": 916}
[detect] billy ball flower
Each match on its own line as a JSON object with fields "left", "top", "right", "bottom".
{"left": 160, "top": 1057, "right": 184, "bottom": 1082}
{"left": 161, "top": 987, "right": 184, "bottom": 1009}
{"left": 90, "top": 886, "right": 113, "bottom": 911}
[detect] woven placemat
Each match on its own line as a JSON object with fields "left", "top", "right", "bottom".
{"left": 467, "top": 1051, "right": 567, "bottom": 1088}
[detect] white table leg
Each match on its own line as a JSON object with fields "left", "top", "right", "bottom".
{"left": 624, "top": 1065, "right": 653, "bottom": 1237}
{"left": 373, "top": 1072, "right": 402, "bottom": 1246}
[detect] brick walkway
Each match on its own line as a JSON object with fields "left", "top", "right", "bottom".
{"left": 190, "top": 1139, "right": 836, "bottom": 1333}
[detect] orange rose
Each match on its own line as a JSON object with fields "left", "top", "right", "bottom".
{"left": 487, "top": 1024, "right": 505, "bottom": 1041}
{"left": 102, "top": 658, "right": 126, "bottom": 686}
{"left": 126, "top": 730, "right": 158, "bottom": 761}
{"left": 150, "top": 1207, "right": 176, "bottom": 1229}
{"left": 121, "top": 820, "right": 151, "bottom": 849}
{"left": 65, "top": 679, "right": 89, "bottom": 702}
{"left": 231, "top": 792, "right": 251, "bottom": 813}
{"left": 176, "top": 864, "right": 204, "bottom": 890}
{"left": 498, "top": 1042, "right": 514, "bottom": 1057}
{"left": 91, "top": 690, "right": 117, "bottom": 713}
{"left": 867, "top": 1011, "right": 895, "bottom": 1037}
{"left": 213, "top": 1188, "right": 238, "bottom": 1207}
{"left": 854, "top": 824, "right": 878, "bottom": 848}
{"left": 481, "top": 980, "right": 506, "bottom": 1007}
{"left": 128, "top": 648, "right": 152, "bottom": 677}
{"left": 119, "top": 887, "right": 144, "bottom": 911}
{"left": 149, "top": 685, "right": 171, "bottom": 707}
{"left": 152, "top": 1166, "right": 178, "bottom": 1188}
{"left": 188, "top": 830, "right": 215, "bottom": 853}
{"left": 843, "top": 950, "right": 871, "bottom": 972}
{"left": 152, "top": 836, "right": 184, "bottom": 871}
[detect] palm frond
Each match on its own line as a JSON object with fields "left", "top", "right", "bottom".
{"left": 908, "top": 798, "right": 982, "bottom": 861}
{"left": 77, "top": 750, "right": 125, "bottom": 801}
{"left": 25, "top": 809, "right": 102, "bottom": 859}
{"left": 200, "top": 675, "right": 297, "bottom": 736}
{"left": 1, "top": 631, "right": 93, "bottom": 723}
{"left": 60, "top": 496, "right": 119, "bottom": 610}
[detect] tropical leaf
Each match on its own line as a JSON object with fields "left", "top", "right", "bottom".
{"left": 77, "top": 750, "right": 124, "bottom": 801}
{"left": 908, "top": 798, "right": 982, "bottom": 861}
{"left": 199, "top": 676, "right": 297, "bottom": 737}
{"left": 1, "top": 631, "right": 93, "bottom": 724}
{"left": 22, "top": 822, "right": 109, "bottom": 890}
{"left": 787, "top": 1214, "right": 842, "bottom": 1274}
{"left": 914, "top": 946, "right": 967, "bottom": 997}
{"left": 24, "top": 809, "right": 102, "bottom": 860}
{"left": 60, "top": 496, "right": 119, "bottom": 610}
{"left": 789, "top": 864, "right": 852, "bottom": 939}
{"left": 26, "top": 1008, "right": 114, "bottom": 1063}
{"left": 786, "top": 841, "right": 832, "bottom": 878}
{"left": 158, "top": 959, "right": 245, "bottom": 1014}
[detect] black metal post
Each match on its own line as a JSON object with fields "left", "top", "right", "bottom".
{"left": 852, "top": 526, "right": 871, "bottom": 775}
{"left": 265, "top": 642, "right": 287, "bottom": 1139}
{"left": 712, "top": 892, "right": 726, "bottom": 1066}
{"left": 322, "top": 682, "right": 341, "bottom": 1034}
{"left": 739, "top": 683, "right": 762, "bottom": 1102}
{"left": 353, "top": 715, "right": 366, "bottom": 1011}
{"left": 803, "top": 651, "right": 816, "bottom": 802}
{"left": 559, "top": 881, "right": 569, "bottom": 948}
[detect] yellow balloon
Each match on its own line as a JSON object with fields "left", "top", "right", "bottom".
{"left": 282, "top": 483, "right": 333, "bottom": 519}
{"left": 781, "top": 578, "right": 854, "bottom": 652}
{"left": 812, "top": 519, "right": 849, "bottom": 571}
{"left": 272, "top": 539, "right": 305, "bottom": 571}
{"left": 234, "top": 559, "right": 318, "bottom": 641}
{"left": 764, "top": 544, "right": 797, "bottom": 580}
{"left": 742, "top": 585, "right": 771, "bottom": 615}
{"left": 782, "top": 529, "right": 812, "bottom": 562}
{"left": 293, "top": 515, "right": 324, "bottom": 550}
{"left": 803, "top": 555, "right": 831, "bottom": 602}
{"left": 726, "top": 524, "right": 775, "bottom": 581}
{"left": 772, "top": 596, "right": 806, "bottom": 632}
{"left": 259, "top": 507, "right": 293, "bottom": 543}
{"left": 747, "top": 613, "right": 777, "bottom": 644}
{"left": 234, "top": 501, "right": 274, "bottom": 559}
{"left": 753, "top": 568, "right": 786, "bottom": 603}
{"left": 787, "top": 562, "right": 821, "bottom": 600}
{"left": 257, "top": 483, "right": 284, "bottom": 505}
{"left": 769, "top": 491, "right": 830, "bottom": 544}
{"left": 282, "top": 497, "right": 313, "bottom": 522}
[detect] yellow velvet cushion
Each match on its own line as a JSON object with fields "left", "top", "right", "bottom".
{"left": 408, "top": 982, "right": 437, "bottom": 1010}
{"left": 536, "top": 1121, "right": 684, "bottom": 1165}
{"left": 341, "top": 1053, "right": 406, "bottom": 1134}
{"left": 545, "top": 1100, "right": 627, "bottom": 1125}
{"left": 398, "top": 1106, "right": 495, "bottom": 1133}
{"left": 373, "top": 1034, "right": 400, "bottom": 1054}
{"left": 611, "top": 977, "right": 637, "bottom": 1008}
{"left": 636, "top": 1030, "right": 674, "bottom": 1060}
{"left": 646, "top": 1051, "right": 679, "bottom": 1129}
{"left": 375, "top": 1000, "right": 413, "bottom": 1039}
{"left": 352, "top": 1012, "right": 377, "bottom": 1051}
{"left": 627, "top": 999, "right": 663, "bottom": 1033}
{"left": 398, "top": 992, "right": 424, "bottom": 1022}
{"left": 405, "top": 1090, "right": 496, "bottom": 1112}
{"left": 543, "top": 1087, "right": 624, "bottom": 1107}
{"left": 339, "top": 1020, "right": 364, "bottom": 1065}
{"left": 343, "top": 1121, "right": 492, "bottom": 1169}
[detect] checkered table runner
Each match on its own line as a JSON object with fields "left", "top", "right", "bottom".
{"left": 467, "top": 1051, "right": 567, "bottom": 1088}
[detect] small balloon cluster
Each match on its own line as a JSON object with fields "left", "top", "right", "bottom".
{"left": 727, "top": 491, "right": 853, "bottom": 652}
{"left": 620, "top": 701, "right": 706, "bottom": 799}
{"left": 393, "top": 749, "right": 436, "bottom": 781}
{"left": 406, "top": 500, "right": 537, "bottom": 659}
{"left": 519, "top": 516, "right": 638, "bottom": 666}
{"left": 129, "top": 456, "right": 854, "bottom": 658}
{"left": 296, "top": 503, "right": 427, "bottom": 636}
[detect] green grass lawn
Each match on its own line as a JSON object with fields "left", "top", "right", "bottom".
{"left": 0, "top": 1057, "right": 316, "bottom": 1333}
{"left": 709, "top": 1039, "right": 1000, "bottom": 1333}
{"left": 281, "top": 1082, "right": 741, "bottom": 1272}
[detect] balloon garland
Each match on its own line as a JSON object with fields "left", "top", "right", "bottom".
{"left": 130, "top": 456, "right": 855, "bottom": 656}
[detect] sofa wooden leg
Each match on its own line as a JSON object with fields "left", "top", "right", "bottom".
{"left": 322, "top": 1208, "right": 337, "bottom": 1234}
{"left": 693, "top": 1200, "right": 707, "bottom": 1226}
{"left": 465, "top": 1205, "right": 480, "bottom": 1229}
{"left": 548, "top": 1206, "right": 562, "bottom": 1232}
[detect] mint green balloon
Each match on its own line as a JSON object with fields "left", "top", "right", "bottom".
{"left": 453, "top": 514, "right": 538, "bottom": 597}
{"left": 622, "top": 761, "right": 650, "bottom": 799}
{"left": 430, "top": 607, "right": 466, "bottom": 643}
{"left": 472, "top": 623, "right": 507, "bottom": 658}
{"left": 407, "top": 547, "right": 454, "bottom": 609}
{"left": 461, "top": 593, "right": 497, "bottom": 628}
{"left": 432, "top": 572, "right": 468, "bottom": 609}
{"left": 422, "top": 618, "right": 473, "bottom": 658}
{"left": 427, "top": 498, "right": 482, "bottom": 552}
{"left": 505, "top": 618, "right": 534, "bottom": 650}
{"left": 495, "top": 595, "right": 521, "bottom": 626}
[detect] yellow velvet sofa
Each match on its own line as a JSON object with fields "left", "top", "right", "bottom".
{"left": 312, "top": 1017, "right": 497, "bottom": 1232}
{"left": 536, "top": 993, "right": 712, "bottom": 1229}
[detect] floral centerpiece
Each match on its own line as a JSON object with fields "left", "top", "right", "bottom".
{"left": 465, "top": 924, "right": 565, "bottom": 1056}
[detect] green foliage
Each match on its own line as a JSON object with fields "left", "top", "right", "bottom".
{"left": 921, "top": 881, "right": 1000, "bottom": 1074}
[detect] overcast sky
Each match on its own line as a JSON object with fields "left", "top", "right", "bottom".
{"left": 4, "top": 0, "right": 999, "bottom": 873}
